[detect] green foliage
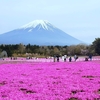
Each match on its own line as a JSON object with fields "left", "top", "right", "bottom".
{"left": 0, "top": 43, "right": 95, "bottom": 57}
{"left": 92, "top": 38, "right": 100, "bottom": 55}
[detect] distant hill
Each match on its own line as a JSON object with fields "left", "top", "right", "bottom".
{"left": 0, "top": 20, "right": 83, "bottom": 46}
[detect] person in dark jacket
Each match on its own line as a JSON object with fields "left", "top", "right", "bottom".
{"left": 69, "top": 56, "right": 72, "bottom": 62}
{"left": 56, "top": 55, "right": 60, "bottom": 62}
{"left": 89, "top": 54, "right": 92, "bottom": 61}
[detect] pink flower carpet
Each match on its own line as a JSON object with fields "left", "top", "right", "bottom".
{"left": 0, "top": 57, "right": 100, "bottom": 100}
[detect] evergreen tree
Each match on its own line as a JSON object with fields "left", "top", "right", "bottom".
{"left": 92, "top": 38, "right": 100, "bottom": 55}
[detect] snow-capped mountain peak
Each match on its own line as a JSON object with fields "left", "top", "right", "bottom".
{"left": 0, "top": 19, "right": 83, "bottom": 45}
{"left": 20, "top": 20, "right": 55, "bottom": 30}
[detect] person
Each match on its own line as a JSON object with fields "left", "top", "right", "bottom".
{"left": 54, "top": 55, "right": 56, "bottom": 62}
{"left": 74, "top": 55, "right": 78, "bottom": 61}
{"left": 56, "top": 55, "right": 60, "bottom": 62}
{"left": 89, "top": 54, "right": 92, "bottom": 61}
{"left": 64, "top": 55, "right": 67, "bottom": 62}
{"left": 69, "top": 56, "right": 72, "bottom": 62}
{"left": 74, "top": 55, "right": 77, "bottom": 61}
{"left": 62, "top": 55, "right": 64, "bottom": 62}
{"left": 85, "top": 57, "right": 88, "bottom": 61}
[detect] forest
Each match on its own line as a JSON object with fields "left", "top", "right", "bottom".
{"left": 0, "top": 38, "right": 100, "bottom": 57}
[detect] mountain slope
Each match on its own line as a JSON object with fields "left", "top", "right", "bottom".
{"left": 0, "top": 20, "right": 83, "bottom": 45}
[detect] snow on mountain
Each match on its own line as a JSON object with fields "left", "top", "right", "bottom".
{"left": 20, "top": 20, "right": 56, "bottom": 31}
{"left": 0, "top": 20, "right": 83, "bottom": 46}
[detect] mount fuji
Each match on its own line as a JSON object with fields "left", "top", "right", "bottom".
{"left": 0, "top": 20, "right": 83, "bottom": 46}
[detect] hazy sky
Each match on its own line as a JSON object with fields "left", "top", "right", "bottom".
{"left": 0, "top": 0, "right": 100, "bottom": 44}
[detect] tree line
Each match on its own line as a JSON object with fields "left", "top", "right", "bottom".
{"left": 0, "top": 38, "right": 100, "bottom": 57}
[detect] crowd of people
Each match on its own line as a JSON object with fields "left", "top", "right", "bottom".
{"left": 53, "top": 54, "right": 92, "bottom": 62}
{"left": 0, "top": 52, "right": 92, "bottom": 62}
{"left": 53, "top": 54, "right": 78, "bottom": 62}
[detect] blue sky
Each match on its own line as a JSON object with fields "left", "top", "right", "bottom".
{"left": 0, "top": 0, "right": 100, "bottom": 44}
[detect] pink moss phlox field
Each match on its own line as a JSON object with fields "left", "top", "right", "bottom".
{"left": 0, "top": 58, "right": 100, "bottom": 100}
